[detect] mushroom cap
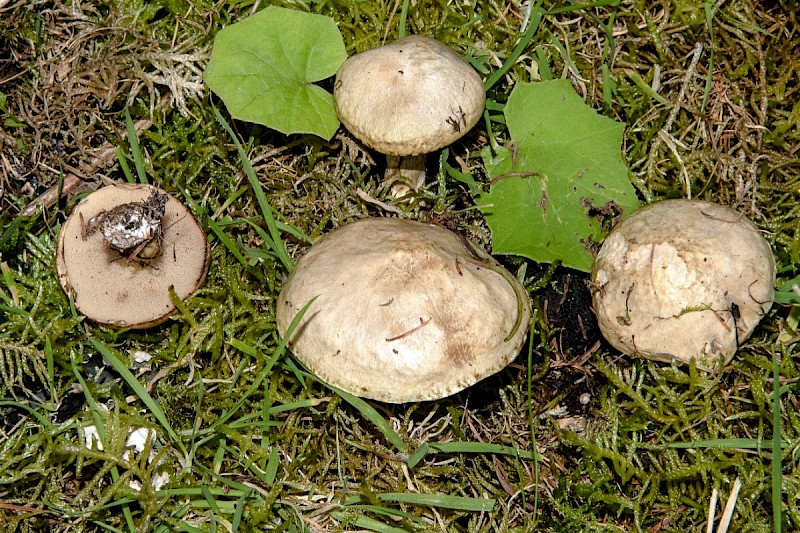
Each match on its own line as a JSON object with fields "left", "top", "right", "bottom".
{"left": 276, "top": 218, "right": 531, "bottom": 403}
{"left": 56, "top": 183, "right": 209, "bottom": 328}
{"left": 591, "top": 199, "right": 775, "bottom": 367}
{"left": 334, "top": 35, "right": 486, "bottom": 157}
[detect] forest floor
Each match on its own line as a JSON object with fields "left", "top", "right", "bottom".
{"left": 1, "top": 0, "right": 799, "bottom": 531}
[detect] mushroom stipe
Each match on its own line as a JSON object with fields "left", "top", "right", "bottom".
{"left": 56, "top": 183, "right": 209, "bottom": 329}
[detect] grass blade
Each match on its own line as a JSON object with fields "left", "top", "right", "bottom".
{"left": 707, "top": 486, "right": 718, "bottom": 533}
{"left": 398, "top": 0, "right": 409, "bottom": 39}
{"left": 70, "top": 352, "right": 136, "bottom": 533}
{"left": 206, "top": 215, "right": 250, "bottom": 267}
{"left": 331, "top": 386, "right": 408, "bottom": 453}
{"left": 717, "top": 477, "right": 741, "bottom": 533}
{"left": 116, "top": 146, "right": 136, "bottom": 184}
{"left": 408, "top": 440, "right": 541, "bottom": 469}
{"left": 212, "top": 103, "right": 293, "bottom": 272}
{"left": 342, "top": 492, "right": 496, "bottom": 512}
{"left": 124, "top": 108, "right": 147, "bottom": 184}
{"left": 88, "top": 338, "right": 186, "bottom": 456}
{"left": 0, "top": 400, "right": 53, "bottom": 427}
{"left": 772, "top": 350, "right": 783, "bottom": 533}
{"left": 216, "top": 297, "right": 317, "bottom": 427}
{"left": 342, "top": 514, "right": 414, "bottom": 533}
{"left": 276, "top": 301, "right": 408, "bottom": 454}
{"left": 406, "top": 442, "right": 429, "bottom": 469}
{"left": 377, "top": 492, "right": 495, "bottom": 512}
{"left": 428, "top": 441, "right": 539, "bottom": 459}
{"left": 484, "top": 1, "right": 543, "bottom": 91}
{"left": 669, "top": 438, "right": 786, "bottom": 450}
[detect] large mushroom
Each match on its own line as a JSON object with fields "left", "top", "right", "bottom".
{"left": 334, "top": 35, "right": 485, "bottom": 195}
{"left": 56, "top": 183, "right": 209, "bottom": 328}
{"left": 591, "top": 199, "right": 775, "bottom": 367}
{"left": 276, "top": 218, "right": 531, "bottom": 403}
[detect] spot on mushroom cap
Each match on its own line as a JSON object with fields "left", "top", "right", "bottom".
{"left": 334, "top": 35, "right": 486, "bottom": 157}
{"left": 276, "top": 218, "right": 531, "bottom": 403}
{"left": 591, "top": 199, "right": 775, "bottom": 367}
{"left": 56, "top": 183, "right": 209, "bottom": 329}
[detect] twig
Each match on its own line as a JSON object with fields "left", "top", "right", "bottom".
{"left": 716, "top": 477, "right": 741, "bottom": 533}
{"left": 385, "top": 317, "right": 432, "bottom": 342}
{"left": 21, "top": 97, "right": 168, "bottom": 217}
{"left": 707, "top": 487, "right": 718, "bottom": 533}
{"left": 645, "top": 42, "right": 704, "bottom": 192}
{"left": 355, "top": 187, "right": 404, "bottom": 215}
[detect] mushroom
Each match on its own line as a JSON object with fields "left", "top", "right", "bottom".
{"left": 591, "top": 199, "right": 775, "bottom": 367}
{"left": 276, "top": 218, "right": 531, "bottom": 402}
{"left": 334, "top": 35, "right": 485, "bottom": 196}
{"left": 56, "top": 183, "right": 209, "bottom": 328}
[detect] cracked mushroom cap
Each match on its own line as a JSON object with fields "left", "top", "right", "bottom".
{"left": 591, "top": 199, "right": 775, "bottom": 367}
{"left": 334, "top": 35, "right": 485, "bottom": 157}
{"left": 56, "top": 183, "right": 209, "bottom": 328}
{"left": 276, "top": 218, "right": 531, "bottom": 403}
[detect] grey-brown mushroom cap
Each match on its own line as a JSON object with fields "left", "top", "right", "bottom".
{"left": 334, "top": 35, "right": 486, "bottom": 157}
{"left": 276, "top": 218, "right": 531, "bottom": 403}
{"left": 591, "top": 199, "right": 775, "bottom": 367}
{"left": 56, "top": 183, "right": 209, "bottom": 329}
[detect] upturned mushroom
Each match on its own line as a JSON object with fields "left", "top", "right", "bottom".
{"left": 591, "top": 199, "right": 775, "bottom": 367}
{"left": 56, "top": 183, "right": 209, "bottom": 328}
{"left": 276, "top": 218, "right": 531, "bottom": 403}
{"left": 334, "top": 35, "right": 485, "bottom": 196}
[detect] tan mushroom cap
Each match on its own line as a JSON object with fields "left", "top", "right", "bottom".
{"left": 591, "top": 199, "right": 775, "bottom": 367}
{"left": 56, "top": 183, "right": 209, "bottom": 328}
{"left": 334, "top": 35, "right": 486, "bottom": 157}
{"left": 276, "top": 218, "right": 531, "bottom": 403}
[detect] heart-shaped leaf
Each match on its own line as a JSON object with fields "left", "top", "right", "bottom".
{"left": 479, "top": 80, "right": 641, "bottom": 272}
{"left": 205, "top": 7, "right": 347, "bottom": 140}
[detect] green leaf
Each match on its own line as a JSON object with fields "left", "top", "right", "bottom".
{"left": 205, "top": 6, "right": 346, "bottom": 140}
{"left": 668, "top": 438, "right": 787, "bottom": 450}
{"left": 376, "top": 492, "right": 495, "bottom": 512}
{"left": 774, "top": 274, "right": 800, "bottom": 304}
{"left": 478, "top": 80, "right": 640, "bottom": 272}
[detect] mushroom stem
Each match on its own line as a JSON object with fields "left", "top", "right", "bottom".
{"left": 384, "top": 155, "right": 426, "bottom": 197}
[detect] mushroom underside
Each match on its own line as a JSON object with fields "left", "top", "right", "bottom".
{"left": 56, "top": 183, "right": 209, "bottom": 328}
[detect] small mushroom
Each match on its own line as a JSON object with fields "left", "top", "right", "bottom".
{"left": 591, "top": 199, "right": 775, "bottom": 367}
{"left": 276, "top": 218, "right": 531, "bottom": 403}
{"left": 56, "top": 183, "right": 209, "bottom": 328}
{"left": 334, "top": 35, "right": 485, "bottom": 196}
